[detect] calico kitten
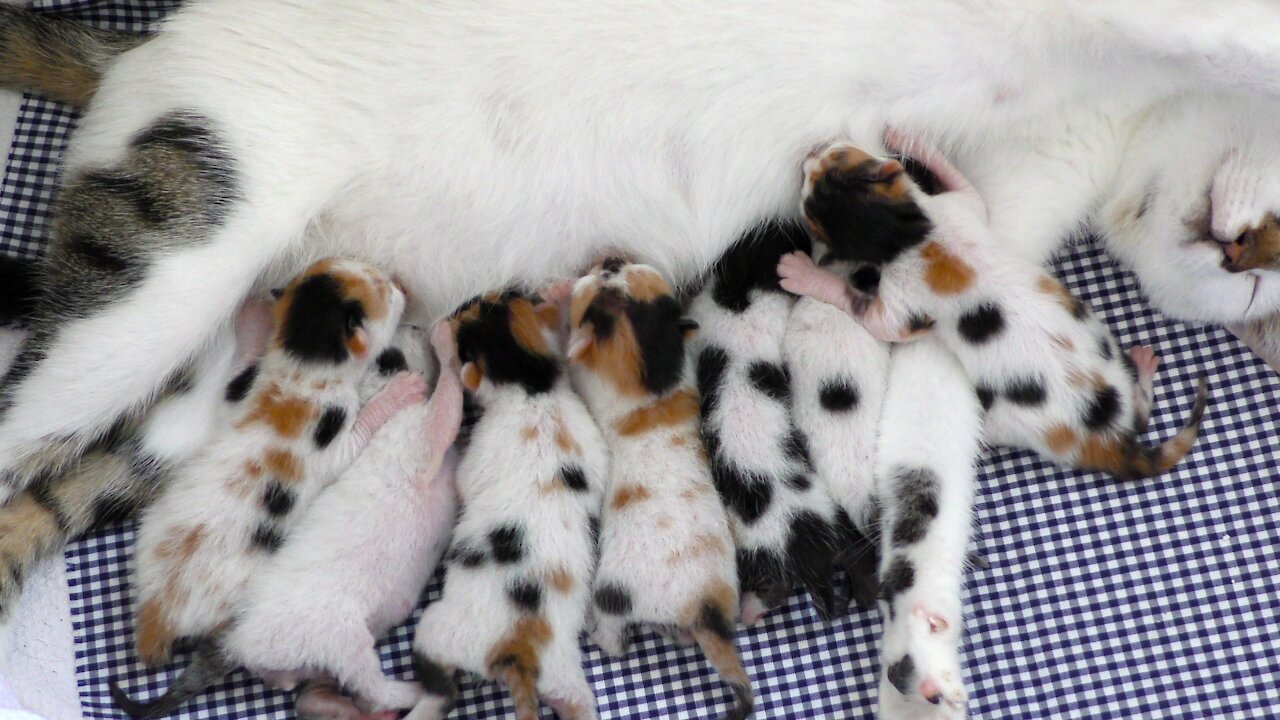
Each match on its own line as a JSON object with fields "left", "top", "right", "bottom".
{"left": 780, "top": 139, "right": 1209, "bottom": 480}
{"left": 689, "top": 223, "right": 847, "bottom": 624}
{"left": 0, "top": 296, "right": 272, "bottom": 618}
{"left": 874, "top": 340, "right": 981, "bottom": 720}
{"left": 409, "top": 290, "right": 607, "bottom": 720}
{"left": 783, "top": 240, "right": 887, "bottom": 610}
{"left": 110, "top": 322, "right": 464, "bottom": 719}
{"left": 129, "top": 258, "right": 417, "bottom": 665}
{"left": 566, "top": 260, "right": 753, "bottom": 720}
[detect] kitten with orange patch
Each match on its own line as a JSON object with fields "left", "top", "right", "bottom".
{"left": 566, "top": 260, "right": 753, "bottom": 720}
{"left": 409, "top": 290, "right": 607, "bottom": 720}
{"left": 690, "top": 223, "right": 848, "bottom": 625}
{"left": 130, "top": 258, "right": 419, "bottom": 666}
{"left": 779, "top": 137, "right": 1209, "bottom": 480}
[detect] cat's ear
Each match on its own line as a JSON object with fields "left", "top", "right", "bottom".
{"left": 461, "top": 361, "right": 483, "bottom": 391}
{"left": 566, "top": 325, "right": 595, "bottom": 361}
{"left": 346, "top": 327, "right": 371, "bottom": 360}
{"left": 868, "top": 158, "right": 904, "bottom": 183}
{"left": 270, "top": 287, "right": 284, "bottom": 300}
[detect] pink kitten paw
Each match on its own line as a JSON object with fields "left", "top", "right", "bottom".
{"left": 1128, "top": 345, "right": 1160, "bottom": 379}
{"left": 539, "top": 279, "right": 575, "bottom": 306}
{"left": 382, "top": 372, "right": 428, "bottom": 410}
{"left": 740, "top": 592, "right": 769, "bottom": 627}
{"left": 430, "top": 320, "right": 457, "bottom": 367}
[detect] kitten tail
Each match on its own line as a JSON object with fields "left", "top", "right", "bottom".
{"left": 690, "top": 599, "right": 755, "bottom": 720}
{"left": 0, "top": 6, "right": 144, "bottom": 107}
{"left": 110, "top": 639, "right": 235, "bottom": 719}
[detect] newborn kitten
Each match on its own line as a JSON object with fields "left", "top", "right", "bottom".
{"left": 780, "top": 138, "right": 1209, "bottom": 480}
{"left": 690, "top": 223, "right": 847, "bottom": 624}
{"left": 130, "top": 258, "right": 417, "bottom": 665}
{"left": 409, "top": 290, "right": 607, "bottom": 720}
{"left": 566, "top": 260, "right": 754, "bottom": 720}
{"left": 111, "top": 322, "right": 463, "bottom": 719}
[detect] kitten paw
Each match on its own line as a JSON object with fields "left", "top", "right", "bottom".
{"left": 430, "top": 320, "right": 457, "bottom": 368}
{"left": 1128, "top": 345, "right": 1160, "bottom": 379}
{"left": 881, "top": 604, "right": 967, "bottom": 710}
{"left": 383, "top": 372, "right": 429, "bottom": 409}
{"left": 740, "top": 592, "right": 770, "bottom": 627}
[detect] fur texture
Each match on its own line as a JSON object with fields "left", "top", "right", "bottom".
{"left": 874, "top": 340, "right": 981, "bottom": 720}
{"left": 691, "top": 223, "right": 847, "bottom": 624}
{"left": 781, "top": 141, "right": 1209, "bottom": 480}
{"left": 112, "top": 322, "right": 464, "bottom": 718}
{"left": 129, "top": 258, "right": 412, "bottom": 665}
{"left": 567, "top": 261, "right": 753, "bottom": 720}
{"left": 410, "top": 291, "right": 606, "bottom": 720}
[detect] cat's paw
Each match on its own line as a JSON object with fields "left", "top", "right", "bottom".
{"left": 882, "top": 605, "right": 967, "bottom": 710}
{"left": 1127, "top": 345, "right": 1160, "bottom": 382}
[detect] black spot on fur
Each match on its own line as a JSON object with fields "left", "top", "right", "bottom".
{"left": 224, "top": 363, "right": 258, "bottom": 403}
{"left": 281, "top": 273, "right": 365, "bottom": 364}
{"left": 90, "top": 492, "right": 141, "bottom": 530}
{"left": 879, "top": 557, "right": 915, "bottom": 605}
{"left": 711, "top": 221, "right": 811, "bottom": 311}
{"left": 957, "top": 302, "right": 1006, "bottom": 345}
{"left": 625, "top": 294, "right": 689, "bottom": 395}
{"left": 786, "top": 511, "right": 843, "bottom": 620}
{"left": 891, "top": 468, "right": 940, "bottom": 546}
{"left": 1096, "top": 336, "right": 1114, "bottom": 361}
{"left": 1005, "top": 376, "right": 1047, "bottom": 406}
{"left": 785, "top": 473, "right": 813, "bottom": 491}
{"left": 698, "top": 601, "right": 735, "bottom": 641}
{"left": 805, "top": 165, "right": 932, "bottom": 266}
{"left": 262, "top": 482, "right": 294, "bottom": 517}
{"left": 849, "top": 265, "right": 881, "bottom": 294}
{"left": 748, "top": 361, "right": 790, "bottom": 401}
{"left": 250, "top": 524, "right": 283, "bottom": 553}
{"left": 413, "top": 652, "right": 459, "bottom": 705}
{"left": 507, "top": 579, "right": 543, "bottom": 612}
{"left": 601, "top": 257, "right": 626, "bottom": 274}
{"left": 28, "top": 476, "right": 71, "bottom": 531}
{"left": 82, "top": 169, "right": 169, "bottom": 225}
{"left": 886, "top": 655, "right": 916, "bottom": 695}
{"left": 560, "top": 465, "right": 588, "bottom": 493}
{"left": 594, "top": 583, "right": 633, "bottom": 615}
{"left": 1083, "top": 385, "right": 1121, "bottom": 430}
{"left": 375, "top": 347, "right": 407, "bottom": 376}
{"left": 696, "top": 345, "right": 730, "bottom": 416}
{"left": 588, "top": 514, "right": 601, "bottom": 554}
{"left": 834, "top": 512, "right": 881, "bottom": 610}
{"left": 0, "top": 254, "right": 39, "bottom": 326}
{"left": 457, "top": 392, "right": 483, "bottom": 449}
{"left": 446, "top": 544, "right": 488, "bottom": 569}
{"left": 453, "top": 293, "right": 559, "bottom": 394}
{"left": 907, "top": 313, "right": 936, "bottom": 333}
{"left": 1121, "top": 351, "right": 1139, "bottom": 383}
{"left": 489, "top": 524, "right": 525, "bottom": 563}
{"left": 1070, "top": 296, "right": 1090, "bottom": 321}
{"left": 313, "top": 406, "right": 347, "bottom": 449}
{"left": 67, "top": 234, "right": 131, "bottom": 275}
{"left": 709, "top": 454, "right": 773, "bottom": 525}
{"left": 819, "top": 379, "right": 859, "bottom": 412}
{"left": 976, "top": 384, "right": 996, "bottom": 411}
{"left": 782, "top": 428, "right": 814, "bottom": 470}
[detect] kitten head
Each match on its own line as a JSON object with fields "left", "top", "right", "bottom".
{"left": 450, "top": 290, "right": 561, "bottom": 397}
{"left": 801, "top": 142, "right": 933, "bottom": 266}
{"left": 274, "top": 257, "right": 406, "bottom": 366}
{"left": 568, "top": 260, "right": 697, "bottom": 397}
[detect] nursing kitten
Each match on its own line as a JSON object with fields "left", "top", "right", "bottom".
{"left": 409, "top": 290, "right": 607, "bottom": 720}
{"left": 566, "top": 260, "right": 753, "bottom": 720}
{"left": 5, "top": 1, "right": 1280, "bottom": 520}
{"left": 111, "top": 321, "right": 464, "bottom": 719}
{"left": 689, "top": 223, "right": 847, "bottom": 624}
{"left": 130, "top": 258, "right": 416, "bottom": 665}
{"left": 0, "top": 296, "right": 272, "bottom": 618}
{"left": 780, "top": 139, "right": 1209, "bottom": 480}
{"left": 874, "top": 339, "right": 981, "bottom": 720}
{"left": 783, "top": 240, "right": 888, "bottom": 609}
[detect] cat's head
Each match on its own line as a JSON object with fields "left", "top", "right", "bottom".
{"left": 800, "top": 142, "right": 933, "bottom": 267}
{"left": 449, "top": 289, "right": 562, "bottom": 399}
{"left": 567, "top": 259, "right": 696, "bottom": 399}
{"left": 273, "top": 257, "right": 406, "bottom": 367}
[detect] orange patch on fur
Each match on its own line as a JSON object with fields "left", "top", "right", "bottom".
{"left": 485, "top": 615, "right": 553, "bottom": 683}
{"left": 615, "top": 389, "right": 699, "bottom": 436}
{"left": 920, "top": 241, "right": 976, "bottom": 295}
{"left": 135, "top": 598, "right": 176, "bottom": 665}
{"left": 239, "top": 385, "right": 316, "bottom": 439}
{"left": 624, "top": 267, "right": 673, "bottom": 303}
{"left": 1078, "top": 434, "right": 1128, "bottom": 473}
{"left": 548, "top": 567, "right": 575, "bottom": 594}
{"left": 8, "top": 33, "right": 100, "bottom": 107}
{"left": 1035, "top": 274, "right": 1084, "bottom": 316}
{"left": 1051, "top": 334, "right": 1075, "bottom": 352}
{"left": 669, "top": 533, "right": 728, "bottom": 564}
{"left": 264, "top": 448, "right": 303, "bottom": 482}
{"left": 553, "top": 413, "right": 582, "bottom": 454}
{"left": 1044, "top": 425, "right": 1079, "bottom": 455}
{"left": 509, "top": 298, "right": 552, "bottom": 356}
{"left": 611, "top": 484, "right": 652, "bottom": 511}
{"left": 521, "top": 425, "right": 540, "bottom": 442}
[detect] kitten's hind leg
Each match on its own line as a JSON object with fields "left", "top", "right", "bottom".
{"left": 0, "top": 113, "right": 307, "bottom": 501}
{"left": 342, "top": 647, "right": 425, "bottom": 714}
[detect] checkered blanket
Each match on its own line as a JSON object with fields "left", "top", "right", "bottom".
{"left": 5, "top": 3, "right": 1279, "bottom": 719}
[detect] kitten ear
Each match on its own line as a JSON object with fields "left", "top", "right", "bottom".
{"left": 461, "top": 362, "right": 483, "bottom": 392}
{"left": 676, "top": 318, "right": 699, "bottom": 340}
{"left": 870, "top": 159, "right": 904, "bottom": 183}
{"left": 567, "top": 326, "right": 595, "bottom": 361}
{"left": 270, "top": 287, "right": 284, "bottom": 300}
{"left": 347, "top": 328, "right": 371, "bottom": 360}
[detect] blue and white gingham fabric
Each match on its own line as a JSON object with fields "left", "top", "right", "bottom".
{"left": 6, "top": 3, "right": 1279, "bottom": 718}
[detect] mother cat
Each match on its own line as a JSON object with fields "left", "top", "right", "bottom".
{"left": 2, "top": 0, "right": 1280, "bottom": 502}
